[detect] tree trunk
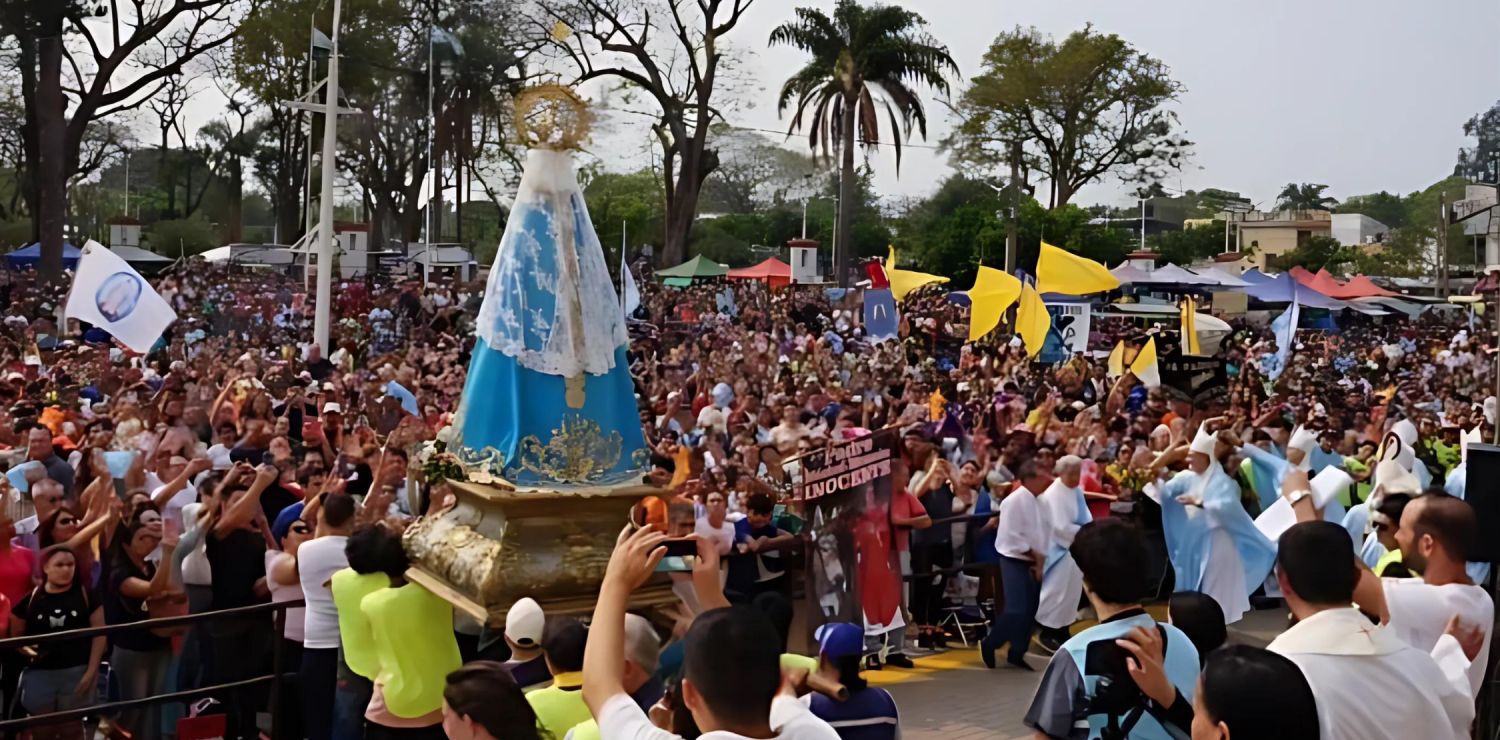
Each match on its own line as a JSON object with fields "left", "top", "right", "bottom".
{"left": 18, "top": 34, "right": 40, "bottom": 244}
{"left": 1055, "top": 179, "right": 1075, "bottom": 209}
{"left": 837, "top": 94, "right": 857, "bottom": 288}
{"left": 35, "top": 28, "right": 66, "bottom": 283}
{"left": 226, "top": 165, "right": 244, "bottom": 243}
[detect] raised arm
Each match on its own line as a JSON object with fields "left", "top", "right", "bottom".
{"left": 214, "top": 465, "right": 279, "bottom": 538}
{"left": 152, "top": 456, "right": 212, "bottom": 511}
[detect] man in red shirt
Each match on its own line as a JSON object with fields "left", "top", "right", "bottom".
{"left": 887, "top": 463, "right": 931, "bottom": 669}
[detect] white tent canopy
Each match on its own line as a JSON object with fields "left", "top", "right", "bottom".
{"left": 109, "top": 245, "right": 173, "bottom": 263}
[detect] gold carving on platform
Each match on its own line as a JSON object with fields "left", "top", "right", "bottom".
{"left": 518, "top": 414, "right": 623, "bottom": 483}
{"left": 565, "top": 375, "right": 586, "bottom": 409}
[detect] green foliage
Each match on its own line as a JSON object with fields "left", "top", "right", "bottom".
{"left": 1275, "top": 183, "right": 1338, "bottom": 211}
{"left": 1336, "top": 191, "right": 1406, "bottom": 229}
{"left": 144, "top": 219, "right": 219, "bottom": 257}
{"left": 1186, "top": 188, "right": 1252, "bottom": 219}
{"left": 1276, "top": 234, "right": 1357, "bottom": 273}
{"left": 1457, "top": 100, "right": 1500, "bottom": 183}
{"left": 894, "top": 174, "right": 1133, "bottom": 285}
{"left": 0, "top": 219, "right": 31, "bottom": 251}
{"left": 954, "top": 24, "right": 1189, "bottom": 208}
{"left": 582, "top": 169, "right": 666, "bottom": 263}
{"left": 1151, "top": 221, "right": 1229, "bottom": 267}
{"left": 461, "top": 201, "right": 506, "bottom": 266}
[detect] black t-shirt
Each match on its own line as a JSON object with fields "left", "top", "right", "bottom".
{"left": 307, "top": 358, "right": 335, "bottom": 381}
{"left": 260, "top": 485, "right": 300, "bottom": 525}
{"left": 206, "top": 527, "right": 268, "bottom": 611}
{"left": 17, "top": 584, "right": 99, "bottom": 669}
{"left": 105, "top": 560, "right": 169, "bottom": 652}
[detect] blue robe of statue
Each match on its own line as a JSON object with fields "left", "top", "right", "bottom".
{"left": 1308, "top": 447, "right": 1345, "bottom": 475}
{"left": 453, "top": 149, "right": 646, "bottom": 486}
{"left": 1160, "top": 464, "right": 1276, "bottom": 596}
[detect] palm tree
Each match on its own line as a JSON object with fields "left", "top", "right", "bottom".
{"left": 1276, "top": 183, "right": 1339, "bottom": 212}
{"left": 771, "top": 0, "right": 956, "bottom": 286}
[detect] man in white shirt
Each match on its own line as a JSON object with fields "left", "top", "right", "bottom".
{"left": 1356, "top": 492, "right": 1493, "bottom": 696}
{"left": 583, "top": 528, "right": 839, "bottom": 740}
{"left": 297, "top": 494, "right": 356, "bottom": 740}
{"left": 981, "top": 460, "right": 1050, "bottom": 670}
{"left": 1268, "top": 521, "right": 1474, "bottom": 740}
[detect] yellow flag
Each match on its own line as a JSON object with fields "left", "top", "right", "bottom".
{"left": 1015, "top": 283, "right": 1050, "bottom": 358}
{"left": 886, "top": 246, "right": 949, "bottom": 302}
{"left": 1181, "top": 296, "right": 1201, "bottom": 355}
{"left": 966, "top": 266, "right": 1022, "bottom": 341}
{"left": 1131, "top": 337, "right": 1161, "bottom": 388}
{"left": 1107, "top": 341, "right": 1126, "bottom": 378}
{"left": 1036, "top": 241, "right": 1121, "bottom": 296}
{"left": 928, "top": 389, "right": 946, "bottom": 422}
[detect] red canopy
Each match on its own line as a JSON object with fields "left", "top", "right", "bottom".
{"left": 1286, "top": 267, "right": 1400, "bottom": 299}
{"left": 1332, "top": 275, "right": 1402, "bottom": 299}
{"left": 727, "top": 257, "right": 791, "bottom": 288}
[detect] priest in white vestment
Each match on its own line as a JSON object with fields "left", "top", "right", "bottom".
{"left": 1034, "top": 455, "right": 1091, "bottom": 651}
{"left": 1268, "top": 518, "right": 1474, "bottom": 740}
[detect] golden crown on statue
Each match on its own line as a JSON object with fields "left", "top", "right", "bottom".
{"left": 513, "top": 82, "right": 592, "bottom": 150}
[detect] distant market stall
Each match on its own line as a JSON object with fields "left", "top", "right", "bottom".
{"left": 726, "top": 257, "right": 792, "bottom": 288}
{"left": 656, "top": 254, "right": 728, "bottom": 286}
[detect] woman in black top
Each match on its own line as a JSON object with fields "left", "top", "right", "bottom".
{"left": 205, "top": 463, "right": 278, "bottom": 740}
{"left": 105, "top": 520, "right": 176, "bottom": 740}
{"left": 11, "top": 547, "right": 105, "bottom": 740}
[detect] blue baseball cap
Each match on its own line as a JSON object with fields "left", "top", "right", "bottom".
{"left": 813, "top": 622, "right": 864, "bottom": 659}
{"left": 271, "top": 502, "right": 306, "bottom": 545}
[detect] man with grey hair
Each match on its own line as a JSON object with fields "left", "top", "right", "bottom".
{"left": 563, "top": 613, "right": 662, "bottom": 740}
{"left": 14, "top": 477, "right": 63, "bottom": 552}
{"left": 1035, "top": 455, "right": 1092, "bottom": 653}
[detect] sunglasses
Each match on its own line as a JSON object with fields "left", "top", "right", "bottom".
{"left": 55, "top": 517, "right": 78, "bottom": 528}
{"left": 290, "top": 525, "right": 311, "bottom": 535}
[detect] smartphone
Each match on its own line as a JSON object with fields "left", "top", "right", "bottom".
{"left": 1084, "top": 637, "right": 1134, "bottom": 682}
{"left": 661, "top": 538, "right": 698, "bottom": 557}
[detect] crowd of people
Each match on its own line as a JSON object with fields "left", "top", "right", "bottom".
{"left": 0, "top": 251, "right": 1489, "bottom": 740}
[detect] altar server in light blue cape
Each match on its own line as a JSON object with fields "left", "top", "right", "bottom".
{"left": 1160, "top": 425, "right": 1275, "bottom": 625}
{"left": 1035, "top": 455, "right": 1092, "bottom": 647}
{"left": 452, "top": 148, "right": 647, "bottom": 486}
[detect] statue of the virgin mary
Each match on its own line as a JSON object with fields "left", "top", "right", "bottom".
{"left": 450, "top": 85, "right": 647, "bottom": 486}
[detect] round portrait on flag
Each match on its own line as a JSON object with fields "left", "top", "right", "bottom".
{"left": 95, "top": 271, "right": 143, "bottom": 323}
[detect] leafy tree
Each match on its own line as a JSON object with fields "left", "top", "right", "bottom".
{"left": 145, "top": 218, "right": 221, "bottom": 257}
{"left": 3, "top": 0, "right": 248, "bottom": 281}
{"left": 698, "top": 125, "right": 825, "bottom": 215}
{"left": 1336, "top": 190, "right": 1406, "bottom": 229}
{"left": 1276, "top": 234, "right": 1356, "bottom": 273}
{"left": 894, "top": 174, "right": 1132, "bottom": 285}
{"left": 1457, "top": 100, "right": 1500, "bottom": 183}
{"left": 1186, "top": 188, "right": 1251, "bottom": 219}
{"left": 1150, "top": 221, "right": 1227, "bottom": 267}
{"left": 1275, "top": 183, "right": 1338, "bottom": 212}
{"left": 954, "top": 24, "right": 1190, "bottom": 209}
{"left": 770, "top": 0, "right": 957, "bottom": 286}
{"left": 543, "top": 0, "right": 754, "bottom": 270}
{"left": 581, "top": 168, "right": 666, "bottom": 264}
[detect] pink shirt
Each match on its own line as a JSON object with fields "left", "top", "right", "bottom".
{"left": 0, "top": 547, "right": 36, "bottom": 607}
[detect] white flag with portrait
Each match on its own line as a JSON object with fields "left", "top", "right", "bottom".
{"left": 65, "top": 240, "right": 177, "bottom": 353}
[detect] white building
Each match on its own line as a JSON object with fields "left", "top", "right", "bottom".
{"left": 1457, "top": 184, "right": 1499, "bottom": 268}
{"left": 1330, "top": 213, "right": 1389, "bottom": 246}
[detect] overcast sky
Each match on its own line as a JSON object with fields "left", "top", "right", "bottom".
{"left": 585, "top": 0, "right": 1500, "bottom": 209}
{"left": 170, "top": 0, "right": 1500, "bottom": 211}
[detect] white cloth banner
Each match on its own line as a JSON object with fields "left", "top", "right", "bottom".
{"left": 65, "top": 241, "right": 177, "bottom": 353}
{"left": 622, "top": 250, "right": 641, "bottom": 316}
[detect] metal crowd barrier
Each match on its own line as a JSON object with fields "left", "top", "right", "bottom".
{"left": 0, "top": 599, "right": 303, "bottom": 736}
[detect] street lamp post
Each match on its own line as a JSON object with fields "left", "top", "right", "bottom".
{"left": 313, "top": 0, "right": 344, "bottom": 356}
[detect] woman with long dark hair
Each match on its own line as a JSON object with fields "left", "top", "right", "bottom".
{"left": 103, "top": 519, "right": 176, "bottom": 740}
{"left": 10, "top": 547, "right": 106, "bottom": 740}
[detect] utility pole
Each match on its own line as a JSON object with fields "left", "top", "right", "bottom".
{"left": 1438, "top": 193, "right": 1449, "bottom": 299}
{"left": 1005, "top": 140, "right": 1020, "bottom": 274}
{"left": 313, "top": 0, "right": 344, "bottom": 356}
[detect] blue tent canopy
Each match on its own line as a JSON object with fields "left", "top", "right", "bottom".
{"left": 6, "top": 243, "right": 80, "bottom": 271}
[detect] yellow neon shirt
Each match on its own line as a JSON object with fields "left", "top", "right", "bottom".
{"left": 331, "top": 570, "right": 390, "bottom": 680}
{"left": 361, "top": 583, "right": 463, "bottom": 719}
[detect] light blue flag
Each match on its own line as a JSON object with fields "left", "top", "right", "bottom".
{"left": 1268, "top": 282, "right": 1300, "bottom": 380}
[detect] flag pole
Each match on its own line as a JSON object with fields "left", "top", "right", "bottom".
{"left": 313, "top": 0, "right": 343, "bottom": 356}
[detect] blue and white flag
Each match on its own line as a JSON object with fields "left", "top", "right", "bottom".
{"left": 620, "top": 248, "right": 640, "bottom": 316}
{"left": 1268, "top": 281, "right": 1300, "bottom": 380}
{"left": 65, "top": 240, "right": 177, "bottom": 353}
{"left": 864, "top": 288, "right": 898, "bottom": 341}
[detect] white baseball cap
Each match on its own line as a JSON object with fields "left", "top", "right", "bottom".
{"left": 505, "top": 598, "right": 545, "bottom": 647}
{"left": 322, "top": 402, "right": 343, "bottom": 415}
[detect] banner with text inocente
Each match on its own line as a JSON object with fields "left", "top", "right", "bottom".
{"left": 792, "top": 429, "right": 901, "bottom": 644}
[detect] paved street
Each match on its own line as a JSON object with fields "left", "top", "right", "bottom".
{"left": 868, "top": 608, "right": 1287, "bottom": 739}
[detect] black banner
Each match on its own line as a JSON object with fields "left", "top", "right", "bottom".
{"left": 1160, "top": 353, "right": 1228, "bottom": 405}
{"left": 793, "top": 430, "right": 902, "bottom": 641}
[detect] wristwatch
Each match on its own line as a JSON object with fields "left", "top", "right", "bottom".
{"left": 1287, "top": 490, "right": 1311, "bottom": 507}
